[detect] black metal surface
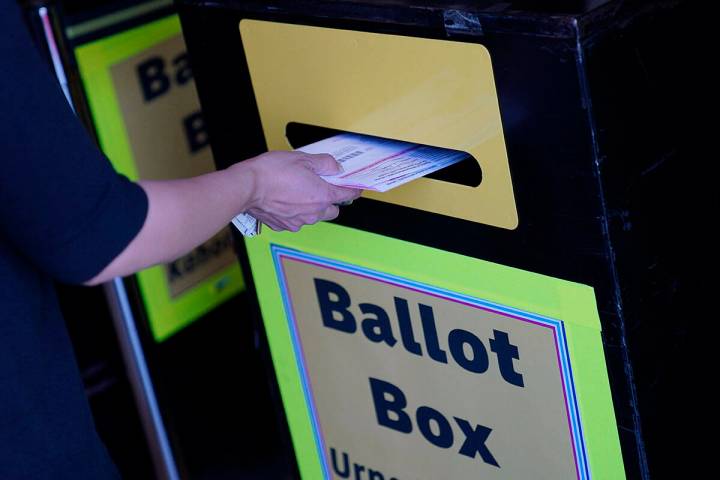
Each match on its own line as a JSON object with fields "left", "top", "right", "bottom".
{"left": 178, "top": 0, "right": 694, "bottom": 478}
{"left": 582, "top": 9, "right": 697, "bottom": 477}
{"left": 179, "top": 0, "right": 680, "bottom": 39}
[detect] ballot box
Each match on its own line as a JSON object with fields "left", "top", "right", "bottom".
{"left": 24, "top": 1, "right": 292, "bottom": 478}
{"left": 177, "top": 1, "right": 692, "bottom": 478}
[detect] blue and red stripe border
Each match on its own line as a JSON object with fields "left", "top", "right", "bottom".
{"left": 271, "top": 244, "right": 590, "bottom": 479}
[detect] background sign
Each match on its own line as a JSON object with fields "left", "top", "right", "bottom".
{"left": 246, "top": 223, "right": 625, "bottom": 479}
{"left": 75, "top": 15, "right": 244, "bottom": 341}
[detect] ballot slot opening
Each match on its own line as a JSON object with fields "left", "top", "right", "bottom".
{"left": 285, "top": 123, "right": 482, "bottom": 187}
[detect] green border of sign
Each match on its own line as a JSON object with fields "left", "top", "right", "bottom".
{"left": 245, "top": 222, "right": 625, "bottom": 479}
{"left": 74, "top": 15, "right": 245, "bottom": 342}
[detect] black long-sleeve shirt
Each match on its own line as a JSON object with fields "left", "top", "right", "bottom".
{"left": 1, "top": 3, "right": 148, "bottom": 477}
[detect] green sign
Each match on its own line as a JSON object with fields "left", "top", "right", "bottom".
{"left": 75, "top": 15, "right": 244, "bottom": 342}
{"left": 246, "top": 222, "right": 624, "bottom": 479}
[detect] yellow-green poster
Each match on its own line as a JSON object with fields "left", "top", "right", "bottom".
{"left": 75, "top": 15, "right": 244, "bottom": 341}
{"left": 246, "top": 222, "right": 625, "bottom": 479}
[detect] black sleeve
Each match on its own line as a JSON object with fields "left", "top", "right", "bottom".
{"left": 0, "top": 3, "right": 148, "bottom": 284}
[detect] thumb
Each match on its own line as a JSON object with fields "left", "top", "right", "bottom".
{"left": 304, "top": 153, "right": 342, "bottom": 176}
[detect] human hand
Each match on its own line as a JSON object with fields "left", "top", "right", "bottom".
{"left": 235, "top": 151, "right": 361, "bottom": 232}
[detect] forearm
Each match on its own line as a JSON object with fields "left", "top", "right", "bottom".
{"left": 85, "top": 163, "right": 254, "bottom": 285}
{"left": 84, "top": 151, "right": 360, "bottom": 286}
